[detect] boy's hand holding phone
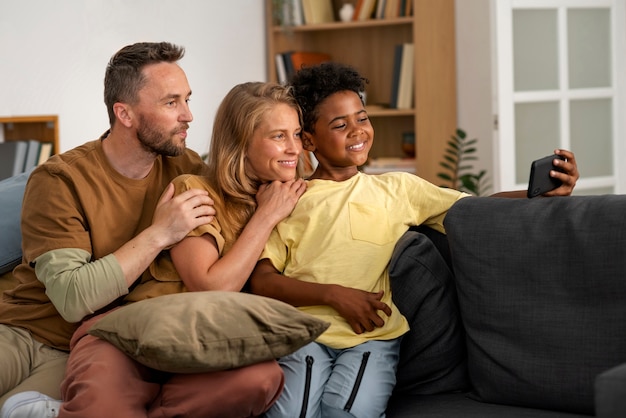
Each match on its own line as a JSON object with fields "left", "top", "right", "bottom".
{"left": 527, "top": 154, "right": 566, "bottom": 198}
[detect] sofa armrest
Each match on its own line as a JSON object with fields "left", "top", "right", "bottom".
{"left": 595, "top": 363, "right": 626, "bottom": 418}
{"left": 389, "top": 229, "right": 468, "bottom": 395}
{"left": 443, "top": 195, "right": 626, "bottom": 415}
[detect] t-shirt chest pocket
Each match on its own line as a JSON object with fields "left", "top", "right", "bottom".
{"left": 348, "top": 202, "right": 394, "bottom": 246}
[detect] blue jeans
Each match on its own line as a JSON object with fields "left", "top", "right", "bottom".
{"left": 265, "top": 338, "right": 401, "bottom": 418}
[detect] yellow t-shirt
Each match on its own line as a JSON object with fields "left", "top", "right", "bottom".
{"left": 261, "top": 171, "right": 468, "bottom": 349}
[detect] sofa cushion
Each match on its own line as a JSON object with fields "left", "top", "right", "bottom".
{"left": 389, "top": 228, "right": 468, "bottom": 395}
{"left": 595, "top": 362, "right": 626, "bottom": 418}
{"left": 387, "top": 392, "right": 590, "bottom": 418}
{"left": 0, "top": 169, "right": 33, "bottom": 275}
{"left": 444, "top": 195, "right": 626, "bottom": 415}
{"left": 88, "top": 291, "right": 329, "bottom": 373}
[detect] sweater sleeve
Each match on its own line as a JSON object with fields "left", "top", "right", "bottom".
{"left": 35, "top": 248, "right": 128, "bottom": 323}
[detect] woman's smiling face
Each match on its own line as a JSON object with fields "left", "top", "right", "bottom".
{"left": 245, "top": 103, "right": 303, "bottom": 182}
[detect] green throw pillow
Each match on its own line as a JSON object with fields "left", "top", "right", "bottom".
{"left": 88, "top": 291, "right": 329, "bottom": 373}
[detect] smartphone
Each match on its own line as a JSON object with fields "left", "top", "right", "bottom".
{"left": 527, "top": 154, "right": 565, "bottom": 198}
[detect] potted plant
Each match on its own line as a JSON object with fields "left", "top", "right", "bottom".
{"left": 437, "top": 128, "right": 491, "bottom": 196}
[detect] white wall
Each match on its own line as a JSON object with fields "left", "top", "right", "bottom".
{"left": 1, "top": 0, "right": 499, "bottom": 181}
{"left": 0, "top": 0, "right": 266, "bottom": 156}
{"left": 455, "top": 0, "right": 495, "bottom": 193}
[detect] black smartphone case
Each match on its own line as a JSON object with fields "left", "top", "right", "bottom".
{"left": 527, "top": 154, "right": 565, "bottom": 198}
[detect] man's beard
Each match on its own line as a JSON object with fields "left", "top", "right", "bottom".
{"left": 137, "top": 116, "right": 187, "bottom": 157}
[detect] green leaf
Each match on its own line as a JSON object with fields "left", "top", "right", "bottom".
{"left": 446, "top": 141, "right": 459, "bottom": 150}
{"left": 440, "top": 162, "right": 454, "bottom": 170}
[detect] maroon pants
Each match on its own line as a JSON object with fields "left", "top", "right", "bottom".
{"left": 59, "top": 313, "right": 284, "bottom": 418}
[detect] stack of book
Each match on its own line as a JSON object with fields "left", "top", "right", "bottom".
{"left": 389, "top": 43, "right": 415, "bottom": 109}
{"left": 376, "top": 0, "right": 413, "bottom": 18}
{"left": 353, "top": 0, "right": 377, "bottom": 20}
{"left": 0, "top": 140, "right": 53, "bottom": 181}
{"left": 360, "top": 0, "right": 415, "bottom": 20}
{"left": 362, "top": 157, "right": 416, "bottom": 174}
{"left": 275, "top": 51, "right": 332, "bottom": 84}
{"left": 274, "top": 0, "right": 413, "bottom": 26}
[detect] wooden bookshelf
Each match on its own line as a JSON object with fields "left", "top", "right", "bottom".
{"left": 0, "top": 115, "right": 59, "bottom": 156}
{"left": 265, "top": 0, "right": 456, "bottom": 184}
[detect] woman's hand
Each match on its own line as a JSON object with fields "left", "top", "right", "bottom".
{"left": 545, "top": 149, "right": 579, "bottom": 196}
{"left": 255, "top": 179, "right": 307, "bottom": 225}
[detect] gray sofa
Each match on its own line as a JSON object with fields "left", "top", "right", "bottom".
{"left": 387, "top": 195, "right": 626, "bottom": 417}
{"left": 1, "top": 171, "right": 625, "bottom": 417}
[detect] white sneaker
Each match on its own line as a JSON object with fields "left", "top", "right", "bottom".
{"left": 0, "top": 391, "right": 61, "bottom": 418}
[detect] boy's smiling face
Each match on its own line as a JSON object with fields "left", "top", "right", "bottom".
{"left": 305, "top": 90, "right": 374, "bottom": 180}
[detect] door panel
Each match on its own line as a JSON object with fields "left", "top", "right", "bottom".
{"left": 568, "top": 9, "right": 611, "bottom": 89}
{"left": 514, "top": 101, "right": 560, "bottom": 183}
{"left": 494, "top": 0, "right": 624, "bottom": 194}
{"left": 570, "top": 98, "right": 613, "bottom": 177}
{"left": 513, "top": 9, "right": 559, "bottom": 91}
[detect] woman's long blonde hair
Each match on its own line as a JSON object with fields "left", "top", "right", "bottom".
{"left": 205, "top": 82, "right": 302, "bottom": 250}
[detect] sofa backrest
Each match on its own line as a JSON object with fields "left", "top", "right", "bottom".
{"left": 444, "top": 195, "right": 626, "bottom": 415}
{"left": 0, "top": 168, "right": 33, "bottom": 275}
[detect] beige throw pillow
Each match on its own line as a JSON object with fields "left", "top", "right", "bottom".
{"left": 88, "top": 291, "right": 329, "bottom": 373}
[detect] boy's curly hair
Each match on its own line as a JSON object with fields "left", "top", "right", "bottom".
{"left": 289, "top": 62, "right": 368, "bottom": 133}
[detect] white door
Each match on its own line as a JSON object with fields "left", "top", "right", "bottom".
{"left": 493, "top": 0, "right": 626, "bottom": 194}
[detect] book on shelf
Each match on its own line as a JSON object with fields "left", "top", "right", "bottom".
{"left": 282, "top": 51, "right": 296, "bottom": 78}
{"left": 389, "top": 44, "right": 403, "bottom": 108}
{"left": 37, "top": 142, "right": 53, "bottom": 165}
{"left": 301, "top": 0, "right": 334, "bottom": 24}
{"left": 396, "top": 43, "right": 415, "bottom": 109}
{"left": 384, "top": 0, "right": 399, "bottom": 18}
{"left": 275, "top": 53, "right": 288, "bottom": 84}
{"left": 0, "top": 141, "right": 29, "bottom": 181}
{"left": 403, "top": 0, "right": 413, "bottom": 17}
{"left": 375, "top": 0, "right": 386, "bottom": 19}
{"left": 389, "top": 43, "right": 414, "bottom": 109}
{"left": 399, "top": 0, "right": 406, "bottom": 17}
{"left": 353, "top": 0, "right": 364, "bottom": 20}
{"left": 22, "top": 139, "right": 41, "bottom": 173}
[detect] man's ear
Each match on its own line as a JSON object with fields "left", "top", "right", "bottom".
{"left": 302, "top": 132, "right": 316, "bottom": 152}
{"left": 113, "top": 103, "right": 133, "bottom": 128}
